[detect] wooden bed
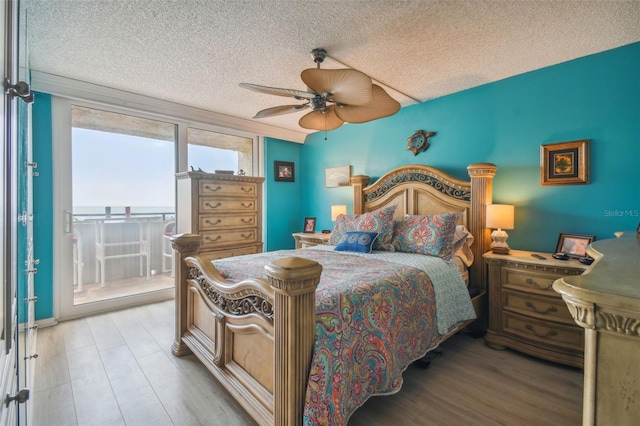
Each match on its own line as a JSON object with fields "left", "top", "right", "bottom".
{"left": 171, "top": 163, "right": 497, "bottom": 426}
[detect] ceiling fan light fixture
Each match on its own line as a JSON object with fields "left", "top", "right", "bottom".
{"left": 309, "top": 95, "right": 327, "bottom": 111}
{"left": 299, "top": 105, "right": 344, "bottom": 131}
{"left": 239, "top": 48, "right": 401, "bottom": 130}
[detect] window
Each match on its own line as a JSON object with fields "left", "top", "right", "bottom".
{"left": 187, "top": 127, "right": 254, "bottom": 175}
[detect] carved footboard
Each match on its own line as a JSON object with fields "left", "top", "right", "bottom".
{"left": 171, "top": 233, "right": 322, "bottom": 426}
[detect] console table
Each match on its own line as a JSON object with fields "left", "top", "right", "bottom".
{"left": 553, "top": 232, "right": 640, "bottom": 425}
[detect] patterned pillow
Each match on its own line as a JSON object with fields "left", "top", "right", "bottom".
{"left": 392, "top": 212, "right": 461, "bottom": 260}
{"left": 329, "top": 205, "right": 397, "bottom": 251}
{"left": 334, "top": 231, "right": 379, "bottom": 254}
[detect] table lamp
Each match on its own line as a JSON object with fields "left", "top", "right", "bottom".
{"left": 486, "top": 204, "right": 514, "bottom": 254}
{"left": 331, "top": 205, "right": 347, "bottom": 221}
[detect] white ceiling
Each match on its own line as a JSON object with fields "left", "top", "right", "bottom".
{"left": 24, "top": 0, "right": 640, "bottom": 141}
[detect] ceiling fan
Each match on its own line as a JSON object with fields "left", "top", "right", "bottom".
{"left": 239, "top": 48, "right": 401, "bottom": 131}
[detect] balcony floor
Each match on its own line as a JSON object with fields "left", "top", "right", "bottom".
{"left": 73, "top": 272, "right": 174, "bottom": 305}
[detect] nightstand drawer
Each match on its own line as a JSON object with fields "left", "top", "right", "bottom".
{"left": 292, "top": 232, "right": 331, "bottom": 249}
{"left": 503, "top": 290, "right": 574, "bottom": 324}
{"left": 502, "top": 312, "right": 583, "bottom": 351}
{"left": 503, "top": 268, "right": 560, "bottom": 295}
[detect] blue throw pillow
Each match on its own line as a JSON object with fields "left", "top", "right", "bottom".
{"left": 334, "top": 231, "right": 379, "bottom": 254}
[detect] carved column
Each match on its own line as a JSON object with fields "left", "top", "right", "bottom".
{"left": 467, "top": 162, "right": 497, "bottom": 292}
{"left": 265, "top": 257, "right": 323, "bottom": 426}
{"left": 170, "top": 233, "right": 202, "bottom": 356}
{"left": 350, "top": 175, "right": 370, "bottom": 214}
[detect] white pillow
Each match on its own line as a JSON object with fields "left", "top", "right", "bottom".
{"left": 452, "top": 225, "right": 474, "bottom": 267}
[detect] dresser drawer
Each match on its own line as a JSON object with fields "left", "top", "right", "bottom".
{"left": 502, "top": 311, "right": 583, "bottom": 351}
{"left": 199, "top": 180, "right": 257, "bottom": 198}
{"left": 201, "top": 229, "right": 258, "bottom": 248}
{"left": 200, "top": 197, "right": 257, "bottom": 213}
{"left": 200, "top": 214, "right": 257, "bottom": 230}
{"left": 206, "top": 245, "right": 262, "bottom": 260}
{"left": 503, "top": 290, "right": 574, "bottom": 325}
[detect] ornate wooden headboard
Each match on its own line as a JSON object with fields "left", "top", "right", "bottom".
{"left": 350, "top": 163, "right": 497, "bottom": 292}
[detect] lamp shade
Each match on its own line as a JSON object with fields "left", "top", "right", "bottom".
{"left": 486, "top": 204, "right": 514, "bottom": 230}
{"left": 331, "top": 205, "right": 347, "bottom": 221}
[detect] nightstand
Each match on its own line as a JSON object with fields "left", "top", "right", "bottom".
{"left": 483, "top": 250, "right": 587, "bottom": 368}
{"left": 292, "top": 232, "right": 331, "bottom": 249}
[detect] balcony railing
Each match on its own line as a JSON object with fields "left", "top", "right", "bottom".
{"left": 72, "top": 211, "right": 176, "bottom": 304}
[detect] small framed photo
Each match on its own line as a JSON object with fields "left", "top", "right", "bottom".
{"left": 541, "top": 139, "right": 590, "bottom": 186}
{"left": 325, "top": 165, "right": 351, "bottom": 188}
{"left": 303, "top": 217, "right": 316, "bottom": 233}
{"left": 274, "top": 161, "right": 294, "bottom": 182}
{"left": 555, "top": 233, "right": 595, "bottom": 259}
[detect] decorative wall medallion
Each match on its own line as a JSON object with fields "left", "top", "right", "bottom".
{"left": 407, "top": 130, "right": 436, "bottom": 156}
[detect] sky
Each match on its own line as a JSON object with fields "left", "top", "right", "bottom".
{"left": 72, "top": 128, "right": 237, "bottom": 213}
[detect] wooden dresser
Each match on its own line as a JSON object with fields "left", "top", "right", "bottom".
{"left": 484, "top": 250, "right": 587, "bottom": 367}
{"left": 554, "top": 233, "right": 640, "bottom": 425}
{"left": 176, "top": 172, "right": 264, "bottom": 259}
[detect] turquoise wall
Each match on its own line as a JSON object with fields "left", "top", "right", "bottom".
{"left": 30, "top": 43, "right": 639, "bottom": 320}
{"left": 300, "top": 42, "right": 640, "bottom": 253}
{"left": 264, "top": 137, "right": 302, "bottom": 250}
{"left": 32, "top": 92, "right": 54, "bottom": 319}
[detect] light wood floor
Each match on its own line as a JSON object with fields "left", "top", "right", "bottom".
{"left": 73, "top": 272, "right": 174, "bottom": 305}
{"left": 32, "top": 300, "right": 583, "bottom": 425}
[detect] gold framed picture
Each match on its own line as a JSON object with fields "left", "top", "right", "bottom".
{"left": 540, "top": 139, "right": 590, "bottom": 186}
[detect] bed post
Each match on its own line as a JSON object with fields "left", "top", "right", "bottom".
{"left": 170, "top": 233, "right": 203, "bottom": 356}
{"left": 466, "top": 163, "right": 497, "bottom": 292}
{"left": 265, "top": 257, "right": 323, "bottom": 426}
{"left": 350, "top": 175, "right": 371, "bottom": 214}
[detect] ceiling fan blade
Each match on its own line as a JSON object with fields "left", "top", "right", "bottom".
{"left": 253, "top": 104, "right": 308, "bottom": 119}
{"left": 334, "top": 85, "right": 401, "bottom": 124}
{"left": 298, "top": 105, "right": 344, "bottom": 131}
{"left": 239, "top": 83, "right": 315, "bottom": 100}
{"left": 301, "top": 69, "right": 373, "bottom": 106}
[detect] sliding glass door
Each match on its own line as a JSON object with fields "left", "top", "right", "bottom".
{"left": 57, "top": 103, "right": 177, "bottom": 319}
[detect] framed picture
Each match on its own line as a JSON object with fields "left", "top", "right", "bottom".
{"left": 303, "top": 217, "right": 316, "bottom": 233}
{"left": 555, "top": 233, "right": 595, "bottom": 259}
{"left": 325, "top": 165, "right": 351, "bottom": 188}
{"left": 540, "top": 139, "right": 590, "bottom": 186}
{"left": 274, "top": 161, "right": 294, "bottom": 182}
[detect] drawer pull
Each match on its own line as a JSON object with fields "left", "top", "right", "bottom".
{"left": 525, "top": 324, "right": 557, "bottom": 338}
{"left": 525, "top": 301, "right": 558, "bottom": 315}
{"left": 240, "top": 187, "right": 253, "bottom": 193}
{"left": 241, "top": 202, "right": 253, "bottom": 209}
{"left": 205, "top": 219, "right": 222, "bottom": 225}
{"left": 205, "top": 235, "right": 222, "bottom": 242}
{"left": 241, "top": 218, "right": 253, "bottom": 224}
{"left": 240, "top": 233, "right": 253, "bottom": 239}
{"left": 525, "top": 278, "right": 552, "bottom": 290}
{"left": 204, "top": 185, "right": 222, "bottom": 192}
{"left": 205, "top": 202, "right": 222, "bottom": 209}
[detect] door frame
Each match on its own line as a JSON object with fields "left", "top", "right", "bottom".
{"left": 52, "top": 97, "right": 176, "bottom": 320}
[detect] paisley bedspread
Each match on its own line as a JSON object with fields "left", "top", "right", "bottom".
{"left": 212, "top": 248, "right": 471, "bottom": 425}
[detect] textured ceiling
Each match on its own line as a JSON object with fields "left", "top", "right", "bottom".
{"left": 24, "top": 0, "right": 640, "bottom": 139}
